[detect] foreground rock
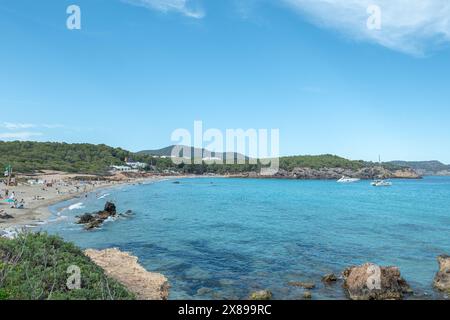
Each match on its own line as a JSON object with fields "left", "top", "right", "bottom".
{"left": 303, "top": 291, "right": 312, "bottom": 300}
{"left": 85, "top": 248, "right": 170, "bottom": 300}
{"left": 249, "top": 290, "right": 273, "bottom": 300}
{"left": 322, "top": 273, "right": 338, "bottom": 284}
{"left": 77, "top": 202, "right": 117, "bottom": 230}
{"left": 343, "top": 263, "right": 412, "bottom": 300}
{"left": 434, "top": 255, "right": 450, "bottom": 292}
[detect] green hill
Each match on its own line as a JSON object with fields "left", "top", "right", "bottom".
{"left": 0, "top": 141, "right": 410, "bottom": 176}
{"left": 138, "top": 145, "right": 179, "bottom": 157}
{"left": 280, "top": 154, "right": 365, "bottom": 171}
{"left": 0, "top": 141, "right": 144, "bottom": 174}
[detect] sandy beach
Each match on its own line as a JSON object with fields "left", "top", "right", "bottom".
{"left": 0, "top": 171, "right": 174, "bottom": 231}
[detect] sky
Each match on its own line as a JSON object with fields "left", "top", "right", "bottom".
{"left": 0, "top": 0, "right": 450, "bottom": 162}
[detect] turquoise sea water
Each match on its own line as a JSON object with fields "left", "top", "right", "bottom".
{"left": 42, "top": 177, "right": 450, "bottom": 300}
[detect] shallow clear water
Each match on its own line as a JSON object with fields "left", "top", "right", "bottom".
{"left": 41, "top": 177, "right": 450, "bottom": 300}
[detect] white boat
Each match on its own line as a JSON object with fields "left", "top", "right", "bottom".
{"left": 337, "top": 176, "right": 360, "bottom": 183}
{"left": 371, "top": 180, "right": 392, "bottom": 187}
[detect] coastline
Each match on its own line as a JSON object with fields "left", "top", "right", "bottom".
{"left": 0, "top": 170, "right": 422, "bottom": 232}
{"left": 2, "top": 174, "right": 449, "bottom": 300}
{"left": 0, "top": 174, "right": 182, "bottom": 231}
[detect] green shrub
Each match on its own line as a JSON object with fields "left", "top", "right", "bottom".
{"left": 0, "top": 233, "right": 135, "bottom": 300}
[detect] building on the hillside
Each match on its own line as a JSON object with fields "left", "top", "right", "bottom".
{"left": 125, "top": 161, "right": 149, "bottom": 170}
{"left": 110, "top": 165, "right": 138, "bottom": 173}
{"left": 202, "top": 157, "right": 222, "bottom": 161}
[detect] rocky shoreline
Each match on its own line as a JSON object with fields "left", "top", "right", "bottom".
{"left": 85, "top": 248, "right": 170, "bottom": 300}
{"left": 249, "top": 258, "right": 450, "bottom": 301}
{"left": 240, "top": 166, "right": 421, "bottom": 180}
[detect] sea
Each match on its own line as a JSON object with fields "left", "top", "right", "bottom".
{"left": 40, "top": 176, "right": 450, "bottom": 300}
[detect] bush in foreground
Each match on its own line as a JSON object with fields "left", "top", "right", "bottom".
{"left": 0, "top": 232, "right": 135, "bottom": 300}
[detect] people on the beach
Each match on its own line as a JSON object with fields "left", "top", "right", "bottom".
{"left": 0, "top": 209, "right": 14, "bottom": 219}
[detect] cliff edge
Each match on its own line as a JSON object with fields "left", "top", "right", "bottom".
{"left": 85, "top": 248, "right": 170, "bottom": 300}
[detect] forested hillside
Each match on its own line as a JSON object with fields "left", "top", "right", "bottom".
{"left": 1, "top": 141, "right": 405, "bottom": 176}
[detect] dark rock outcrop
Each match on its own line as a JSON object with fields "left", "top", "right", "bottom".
{"left": 77, "top": 202, "right": 118, "bottom": 230}
{"left": 343, "top": 263, "right": 412, "bottom": 300}
{"left": 77, "top": 213, "right": 96, "bottom": 224}
{"left": 104, "top": 202, "right": 117, "bottom": 215}
{"left": 322, "top": 273, "right": 338, "bottom": 284}
{"left": 434, "top": 255, "right": 450, "bottom": 292}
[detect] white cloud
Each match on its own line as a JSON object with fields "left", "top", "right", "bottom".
{"left": 3, "top": 122, "right": 36, "bottom": 130}
{"left": 2, "top": 122, "right": 64, "bottom": 130}
{"left": 0, "top": 132, "right": 43, "bottom": 140}
{"left": 283, "top": 0, "right": 450, "bottom": 55}
{"left": 123, "top": 0, "right": 205, "bottom": 19}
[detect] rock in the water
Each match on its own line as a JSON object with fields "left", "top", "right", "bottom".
{"left": 85, "top": 219, "right": 103, "bottom": 230}
{"left": 249, "top": 290, "right": 272, "bottom": 300}
{"left": 288, "top": 282, "right": 316, "bottom": 290}
{"left": 77, "top": 214, "right": 96, "bottom": 224}
{"left": 434, "top": 255, "right": 450, "bottom": 292}
{"left": 197, "top": 287, "right": 213, "bottom": 296}
{"left": 343, "top": 263, "right": 412, "bottom": 300}
{"left": 322, "top": 273, "right": 338, "bottom": 284}
{"left": 77, "top": 202, "right": 119, "bottom": 229}
{"left": 97, "top": 211, "right": 112, "bottom": 220}
{"left": 303, "top": 291, "right": 312, "bottom": 300}
{"left": 104, "top": 202, "right": 117, "bottom": 215}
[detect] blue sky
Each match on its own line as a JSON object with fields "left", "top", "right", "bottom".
{"left": 1, "top": 0, "right": 450, "bottom": 162}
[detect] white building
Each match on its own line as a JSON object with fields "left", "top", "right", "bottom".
{"left": 202, "top": 157, "right": 222, "bottom": 161}
{"left": 125, "top": 161, "right": 148, "bottom": 169}
{"left": 110, "top": 165, "right": 138, "bottom": 173}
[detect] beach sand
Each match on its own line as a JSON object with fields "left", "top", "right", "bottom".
{"left": 0, "top": 172, "right": 171, "bottom": 230}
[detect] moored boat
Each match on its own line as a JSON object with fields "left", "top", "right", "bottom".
{"left": 371, "top": 180, "right": 392, "bottom": 187}
{"left": 337, "top": 176, "right": 360, "bottom": 183}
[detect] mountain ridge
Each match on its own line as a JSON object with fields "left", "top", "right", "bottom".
{"left": 138, "top": 145, "right": 250, "bottom": 161}
{"left": 387, "top": 160, "right": 450, "bottom": 176}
